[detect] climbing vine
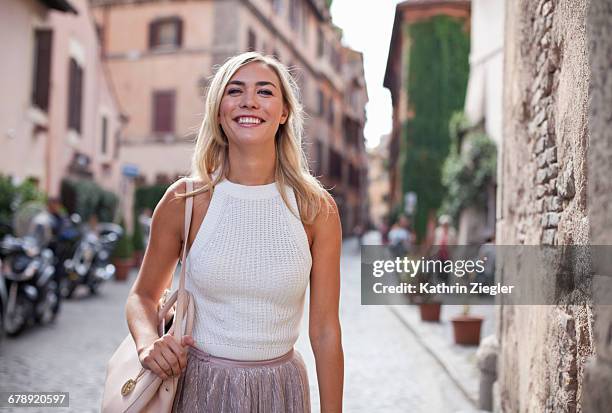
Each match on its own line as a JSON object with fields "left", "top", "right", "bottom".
{"left": 400, "top": 15, "right": 470, "bottom": 239}
{"left": 441, "top": 112, "right": 497, "bottom": 222}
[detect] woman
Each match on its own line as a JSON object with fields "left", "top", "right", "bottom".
{"left": 125, "top": 52, "right": 344, "bottom": 412}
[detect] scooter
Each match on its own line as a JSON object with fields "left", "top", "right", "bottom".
{"left": 0, "top": 235, "right": 59, "bottom": 336}
{"left": 61, "top": 223, "right": 121, "bottom": 297}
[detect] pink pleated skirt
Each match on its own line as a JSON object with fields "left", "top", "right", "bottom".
{"left": 171, "top": 346, "right": 311, "bottom": 413}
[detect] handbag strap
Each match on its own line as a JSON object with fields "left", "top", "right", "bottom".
{"left": 172, "top": 179, "right": 194, "bottom": 338}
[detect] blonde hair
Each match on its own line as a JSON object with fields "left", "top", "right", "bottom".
{"left": 181, "top": 51, "right": 330, "bottom": 224}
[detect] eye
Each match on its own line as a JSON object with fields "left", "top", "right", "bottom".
{"left": 227, "top": 88, "right": 241, "bottom": 95}
{"left": 258, "top": 89, "right": 273, "bottom": 96}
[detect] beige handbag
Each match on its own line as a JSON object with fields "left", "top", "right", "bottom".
{"left": 101, "top": 180, "right": 195, "bottom": 413}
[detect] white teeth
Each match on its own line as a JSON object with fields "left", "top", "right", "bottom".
{"left": 237, "top": 117, "right": 262, "bottom": 124}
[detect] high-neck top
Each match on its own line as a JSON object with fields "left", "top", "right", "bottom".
{"left": 185, "top": 178, "right": 312, "bottom": 361}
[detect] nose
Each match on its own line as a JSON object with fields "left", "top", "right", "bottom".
{"left": 239, "top": 88, "right": 259, "bottom": 109}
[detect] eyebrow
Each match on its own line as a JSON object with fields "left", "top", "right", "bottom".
{"left": 227, "top": 80, "right": 278, "bottom": 89}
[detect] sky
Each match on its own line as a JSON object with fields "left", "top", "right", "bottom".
{"left": 330, "top": 0, "right": 404, "bottom": 149}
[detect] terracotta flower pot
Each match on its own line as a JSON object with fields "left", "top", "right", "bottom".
{"left": 419, "top": 302, "right": 442, "bottom": 322}
{"left": 113, "top": 257, "right": 134, "bottom": 281}
{"left": 451, "top": 315, "right": 484, "bottom": 345}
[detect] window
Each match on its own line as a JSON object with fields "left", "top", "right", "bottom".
{"left": 247, "top": 29, "right": 257, "bottom": 52}
{"left": 32, "top": 29, "right": 53, "bottom": 112}
{"left": 101, "top": 116, "right": 108, "bottom": 154}
{"left": 327, "top": 97, "right": 334, "bottom": 126}
{"left": 317, "top": 90, "right": 325, "bottom": 116}
{"left": 67, "top": 58, "right": 83, "bottom": 133}
{"left": 301, "top": 6, "right": 308, "bottom": 43}
{"left": 289, "top": 0, "right": 300, "bottom": 30}
{"left": 317, "top": 28, "right": 324, "bottom": 57}
{"left": 152, "top": 90, "right": 175, "bottom": 134}
{"left": 329, "top": 149, "right": 342, "bottom": 179}
{"left": 315, "top": 140, "right": 324, "bottom": 176}
{"left": 149, "top": 17, "right": 183, "bottom": 49}
{"left": 272, "top": 0, "right": 283, "bottom": 14}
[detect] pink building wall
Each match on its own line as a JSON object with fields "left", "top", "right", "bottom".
{"left": 0, "top": 0, "right": 123, "bottom": 200}
{"left": 47, "top": 0, "right": 123, "bottom": 196}
{"left": 0, "top": 0, "right": 52, "bottom": 184}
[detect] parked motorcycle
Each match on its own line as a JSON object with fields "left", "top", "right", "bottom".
{"left": 0, "top": 235, "right": 59, "bottom": 336}
{"left": 61, "top": 222, "right": 122, "bottom": 298}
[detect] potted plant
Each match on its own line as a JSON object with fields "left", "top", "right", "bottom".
{"left": 112, "top": 220, "right": 134, "bottom": 281}
{"left": 451, "top": 304, "right": 484, "bottom": 345}
{"left": 418, "top": 296, "right": 443, "bottom": 322}
{"left": 413, "top": 260, "right": 442, "bottom": 322}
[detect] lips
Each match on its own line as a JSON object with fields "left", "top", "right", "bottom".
{"left": 234, "top": 116, "right": 264, "bottom": 126}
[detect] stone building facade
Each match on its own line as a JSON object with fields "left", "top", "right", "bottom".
{"left": 367, "top": 134, "right": 391, "bottom": 229}
{"left": 89, "top": 0, "right": 369, "bottom": 233}
{"left": 497, "top": 0, "right": 612, "bottom": 411}
{"left": 583, "top": 2, "right": 612, "bottom": 410}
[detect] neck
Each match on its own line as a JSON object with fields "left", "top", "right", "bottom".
{"left": 226, "top": 142, "right": 276, "bottom": 185}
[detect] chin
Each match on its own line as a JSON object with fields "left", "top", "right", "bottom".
{"left": 231, "top": 133, "right": 274, "bottom": 147}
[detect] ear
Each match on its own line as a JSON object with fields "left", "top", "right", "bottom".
{"left": 280, "top": 104, "right": 289, "bottom": 125}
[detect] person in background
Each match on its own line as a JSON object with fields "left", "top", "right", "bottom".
{"left": 431, "top": 214, "right": 457, "bottom": 283}
{"left": 380, "top": 217, "right": 391, "bottom": 246}
{"left": 46, "top": 197, "right": 67, "bottom": 239}
{"left": 388, "top": 215, "right": 413, "bottom": 257}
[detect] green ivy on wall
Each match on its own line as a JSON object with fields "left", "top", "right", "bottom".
{"left": 401, "top": 15, "right": 470, "bottom": 240}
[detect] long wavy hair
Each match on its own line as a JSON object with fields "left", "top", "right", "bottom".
{"left": 180, "top": 52, "right": 330, "bottom": 224}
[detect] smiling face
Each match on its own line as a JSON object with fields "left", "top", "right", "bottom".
{"left": 218, "top": 62, "right": 289, "bottom": 148}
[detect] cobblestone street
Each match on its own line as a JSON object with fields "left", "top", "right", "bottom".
{"left": 0, "top": 239, "right": 473, "bottom": 412}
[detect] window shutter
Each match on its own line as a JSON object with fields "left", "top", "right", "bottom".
{"left": 75, "top": 63, "right": 83, "bottom": 133}
{"left": 101, "top": 116, "right": 108, "bottom": 154}
{"left": 67, "top": 58, "right": 83, "bottom": 133}
{"left": 32, "top": 29, "right": 53, "bottom": 111}
{"left": 148, "top": 21, "right": 158, "bottom": 49}
{"left": 153, "top": 90, "right": 175, "bottom": 134}
{"left": 175, "top": 18, "right": 183, "bottom": 47}
{"left": 248, "top": 29, "right": 256, "bottom": 51}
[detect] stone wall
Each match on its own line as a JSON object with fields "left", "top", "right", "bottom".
{"left": 583, "top": 1, "right": 612, "bottom": 412}
{"left": 498, "top": 0, "right": 594, "bottom": 411}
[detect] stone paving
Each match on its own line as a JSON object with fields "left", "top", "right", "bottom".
{"left": 296, "top": 239, "right": 474, "bottom": 412}
{"left": 0, "top": 238, "right": 475, "bottom": 412}
{"left": 0, "top": 274, "right": 135, "bottom": 413}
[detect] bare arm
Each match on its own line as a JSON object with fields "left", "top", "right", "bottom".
{"left": 125, "top": 179, "right": 192, "bottom": 379}
{"left": 309, "top": 194, "right": 344, "bottom": 412}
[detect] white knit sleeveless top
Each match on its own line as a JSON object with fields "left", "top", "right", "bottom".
{"left": 185, "top": 178, "right": 312, "bottom": 361}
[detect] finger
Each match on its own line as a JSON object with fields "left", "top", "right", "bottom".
{"left": 155, "top": 350, "right": 174, "bottom": 377}
{"left": 149, "top": 358, "right": 169, "bottom": 380}
{"left": 182, "top": 335, "right": 194, "bottom": 347}
{"left": 160, "top": 346, "right": 180, "bottom": 377}
{"left": 165, "top": 338, "right": 188, "bottom": 371}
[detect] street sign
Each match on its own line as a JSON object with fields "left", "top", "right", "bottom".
{"left": 122, "top": 164, "right": 139, "bottom": 177}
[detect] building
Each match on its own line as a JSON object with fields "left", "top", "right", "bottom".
{"left": 336, "top": 46, "right": 369, "bottom": 232}
{"left": 89, "top": 0, "right": 369, "bottom": 232}
{"left": 383, "top": 0, "right": 471, "bottom": 237}
{"left": 367, "top": 134, "right": 390, "bottom": 229}
{"left": 0, "top": 0, "right": 124, "bottom": 197}
{"left": 455, "top": 0, "right": 504, "bottom": 245}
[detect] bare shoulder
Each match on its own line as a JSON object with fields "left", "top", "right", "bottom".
{"left": 311, "top": 191, "right": 342, "bottom": 241}
{"left": 151, "top": 178, "right": 207, "bottom": 232}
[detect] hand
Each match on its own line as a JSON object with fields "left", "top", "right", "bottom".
{"left": 138, "top": 335, "right": 195, "bottom": 380}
